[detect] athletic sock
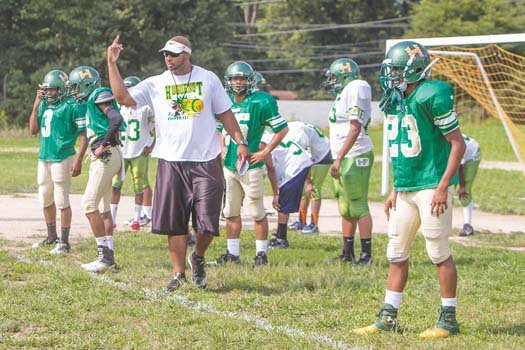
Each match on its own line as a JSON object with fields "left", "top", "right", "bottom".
{"left": 385, "top": 290, "right": 403, "bottom": 309}
{"left": 110, "top": 204, "right": 118, "bottom": 224}
{"left": 47, "top": 222, "right": 57, "bottom": 240}
{"left": 311, "top": 213, "right": 319, "bottom": 226}
{"left": 96, "top": 237, "right": 107, "bottom": 247}
{"left": 255, "top": 239, "right": 268, "bottom": 254}
{"left": 463, "top": 202, "right": 473, "bottom": 225}
{"left": 299, "top": 210, "right": 307, "bottom": 225}
{"left": 133, "top": 205, "right": 142, "bottom": 222}
{"left": 105, "top": 236, "right": 114, "bottom": 250}
{"left": 61, "top": 227, "right": 70, "bottom": 245}
{"left": 143, "top": 206, "right": 152, "bottom": 219}
{"left": 441, "top": 297, "right": 457, "bottom": 308}
{"left": 360, "top": 238, "right": 372, "bottom": 255}
{"left": 343, "top": 236, "right": 354, "bottom": 258}
{"left": 227, "top": 238, "right": 240, "bottom": 256}
{"left": 276, "top": 223, "right": 288, "bottom": 240}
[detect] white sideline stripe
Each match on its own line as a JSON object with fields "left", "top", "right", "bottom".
{"left": 9, "top": 252, "right": 369, "bottom": 350}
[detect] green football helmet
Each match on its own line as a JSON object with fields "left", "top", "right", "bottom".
{"left": 380, "top": 40, "right": 430, "bottom": 92}
{"left": 41, "top": 70, "right": 69, "bottom": 104}
{"left": 124, "top": 76, "right": 141, "bottom": 88}
{"left": 322, "top": 58, "right": 360, "bottom": 94}
{"left": 252, "top": 72, "right": 270, "bottom": 92}
{"left": 67, "top": 66, "right": 101, "bottom": 102}
{"left": 224, "top": 61, "right": 255, "bottom": 95}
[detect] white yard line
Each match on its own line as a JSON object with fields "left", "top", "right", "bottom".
{"left": 8, "top": 251, "right": 369, "bottom": 350}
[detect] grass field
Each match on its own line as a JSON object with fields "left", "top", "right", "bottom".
{"left": 1, "top": 231, "right": 524, "bottom": 349}
{"left": 2, "top": 118, "right": 524, "bottom": 215}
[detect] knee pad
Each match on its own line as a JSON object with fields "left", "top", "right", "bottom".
{"left": 38, "top": 183, "right": 54, "bottom": 208}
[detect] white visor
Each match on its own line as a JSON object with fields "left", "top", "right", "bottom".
{"left": 159, "top": 40, "right": 192, "bottom": 55}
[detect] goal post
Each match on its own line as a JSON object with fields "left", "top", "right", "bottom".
{"left": 381, "top": 33, "right": 525, "bottom": 195}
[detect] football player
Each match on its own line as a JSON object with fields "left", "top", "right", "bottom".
{"left": 285, "top": 121, "right": 332, "bottom": 234}
{"left": 109, "top": 76, "right": 155, "bottom": 231}
{"left": 252, "top": 71, "right": 271, "bottom": 92}
{"left": 29, "top": 70, "right": 88, "bottom": 254}
{"left": 458, "top": 134, "right": 481, "bottom": 236}
{"left": 68, "top": 66, "right": 125, "bottom": 273}
{"left": 322, "top": 58, "right": 374, "bottom": 265}
{"left": 213, "top": 61, "right": 288, "bottom": 267}
{"left": 353, "top": 41, "right": 465, "bottom": 338}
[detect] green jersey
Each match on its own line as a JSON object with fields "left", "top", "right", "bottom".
{"left": 385, "top": 80, "right": 459, "bottom": 191}
{"left": 219, "top": 91, "right": 287, "bottom": 171}
{"left": 37, "top": 98, "right": 86, "bottom": 162}
{"left": 86, "top": 87, "right": 124, "bottom": 145}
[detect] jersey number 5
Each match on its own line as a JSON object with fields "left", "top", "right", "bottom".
{"left": 386, "top": 114, "right": 421, "bottom": 158}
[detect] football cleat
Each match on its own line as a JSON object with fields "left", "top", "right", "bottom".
{"left": 81, "top": 246, "right": 116, "bottom": 273}
{"left": 356, "top": 252, "right": 373, "bottom": 266}
{"left": 165, "top": 272, "right": 187, "bottom": 292}
{"left": 188, "top": 252, "right": 207, "bottom": 289}
{"left": 208, "top": 250, "right": 241, "bottom": 266}
{"left": 419, "top": 306, "right": 459, "bottom": 339}
{"left": 268, "top": 237, "right": 289, "bottom": 249}
{"left": 301, "top": 224, "right": 319, "bottom": 234}
{"left": 459, "top": 223, "right": 474, "bottom": 237}
{"left": 50, "top": 242, "right": 71, "bottom": 255}
{"left": 254, "top": 251, "right": 268, "bottom": 268}
{"left": 353, "top": 304, "right": 402, "bottom": 335}
{"left": 288, "top": 220, "right": 303, "bottom": 231}
{"left": 130, "top": 221, "right": 141, "bottom": 231}
{"left": 32, "top": 237, "right": 59, "bottom": 249}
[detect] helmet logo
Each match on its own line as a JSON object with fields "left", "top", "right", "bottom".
{"left": 404, "top": 44, "right": 423, "bottom": 58}
{"left": 79, "top": 69, "right": 93, "bottom": 80}
{"left": 59, "top": 73, "right": 68, "bottom": 82}
{"left": 340, "top": 63, "right": 352, "bottom": 73}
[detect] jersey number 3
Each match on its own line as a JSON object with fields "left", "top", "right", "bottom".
{"left": 386, "top": 114, "right": 421, "bottom": 158}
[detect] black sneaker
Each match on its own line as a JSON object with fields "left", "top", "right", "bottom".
{"left": 459, "top": 223, "right": 474, "bottom": 237}
{"left": 356, "top": 252, "right": 373, "bottom": 266}
{"left": 208, "top": 250, "right": 240, "bottom": 266}
{"left": 268, "top": 237, "right": 289, "bottom": 249}
{"left": 254, "top": 251, "right": 268, "bottom": 267}
{"left": 327, "top": 250, "right": 355, "bottom": 264}
{"left": 188, "top": 252, "right": 207, "bottom": 289}
{"left": 165, "top": 272, "right": 186, "bottom": 292}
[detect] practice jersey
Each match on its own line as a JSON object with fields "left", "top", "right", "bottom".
{"left": 86, "top": 87, "right": 124, "bottom": 145}
{"left": 328, "top": 79, "right": 373, "bottom": 159}
{"left": 37, "top": 98, "right": 86, "bottom": 162}
{"left": 462, "top": 134, "right": 481, "bottom": 164}
{"left": 262, "top": 132, "right": 313, "bottom": 187}
{"left": 286, "top": 121, "right": 330, "bottom": 164}
{"left": 219, "top": 91, "right": 287, "bottom": 172}
{"left": 119, "top": 105, "right": 155, "bottom": 159}
{"left": 384, "top": 80, "right": 460, "bottom": 192}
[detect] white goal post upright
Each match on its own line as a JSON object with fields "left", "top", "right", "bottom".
{"left": 381, "top": 33, "right": 525, "bottom": 195}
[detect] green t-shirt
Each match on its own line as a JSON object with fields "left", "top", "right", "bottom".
{"left": 86, "top": 87, "right": 123, "bottom": 145}
{"left": 37, "top": 98, "right": 86, "bottom": 162}
{"left": 219, "top": 91, "right": 287, "bottom": 171}
{"left": 384, "top": 80, "right": 459, "bottom": 191}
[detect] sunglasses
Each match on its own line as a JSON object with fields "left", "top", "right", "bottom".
{"left": 163, "top": 51, "right": 184, "bottom": 58}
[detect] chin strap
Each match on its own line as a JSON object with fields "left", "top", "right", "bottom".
{"left": 379, "top": 87, "right": 405, "bottom": 113}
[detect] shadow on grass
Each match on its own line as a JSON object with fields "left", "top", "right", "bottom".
{"left": 486, "top": 322, "right": 525, "bottom": 336}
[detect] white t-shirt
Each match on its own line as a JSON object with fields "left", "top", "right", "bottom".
{"left": 328, "top": 79, "right": 373, "bottom": 159}
{"left": 119, "top": 105, "right": 155, "bottom": 159}
{"left": 130, "top": 66, "right": 232, "bottom": 161}
{"left": 462, "top": 134, "right": 481, "bottom": 164}
{"left": 262, "top": 132, "right": 313, "bottom": 188}
{"left": 286, "top": 121, "right": 331, "bottom": 164}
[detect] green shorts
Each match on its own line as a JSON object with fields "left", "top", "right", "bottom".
{"left": 333, "top": 151, "right": 374, "bottom": 220}
{"left": 112, "top": 155, "right": 150, "bottom": 194}
{"left": 302, "top": 163, "right": 330, "bottom": 200}
{"left": 459, "top": 158, "right": 480, "bottom": 206}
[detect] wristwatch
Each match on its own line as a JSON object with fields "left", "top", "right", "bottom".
{"left": 238, "top": 140, "right": 249, "bottom": 146}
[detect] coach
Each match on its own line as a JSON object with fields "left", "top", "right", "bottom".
{"left": 107, "top": 34, "right": 248, "bottom": 292}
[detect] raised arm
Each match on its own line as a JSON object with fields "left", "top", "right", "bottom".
{"left": 107, "top": 35, "right": 136, "bottom": 107}
{"left": 29, "top": 89, "right": 42, "bottom": 135}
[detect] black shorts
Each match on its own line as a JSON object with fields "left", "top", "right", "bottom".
{"left": 316, "top": 151, "right": 333, "bottom": 165}
{"left": 152, "top": 156, "right": 224, "bottom": 236}
{"left": 278, "top": 166, "right": 310, "bottom": 214}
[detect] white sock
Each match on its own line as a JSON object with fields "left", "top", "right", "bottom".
{"left": 441, "top": 297, "right": 457, "bottom": 308}
{"left": 463, "top": 202, "right": 473, "bottom": 225}
{"left": 105, "top": 235, "right": 114, "bottom": 250}
{"left": 227, "top": 238, "right": 240, "bottom": 256}
{"left": 384, "top": 290, "right": 403, "bottom": 309}
{"left": 143, "top": 206, "right": 152, "bottom": 219}
{"left": 134, "top": 205, "right": 142, "bottom": 222}
{"left": 95, "top": 237, "right": 107, "bottom": 247}
{"left": 255, "top": 240, "right": 268, "bottom": 254}
{"left": 110, "top": 204, "right": 118, "bottom": 223}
